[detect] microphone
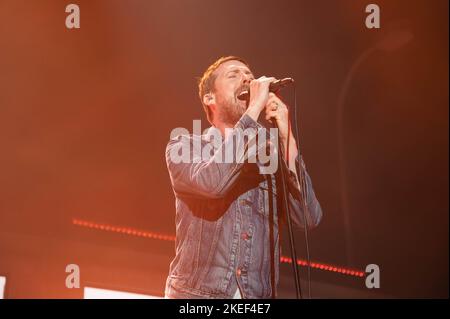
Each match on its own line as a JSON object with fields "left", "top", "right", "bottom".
{"left": 237, "top": 77, "right": 294, "bottom": 100}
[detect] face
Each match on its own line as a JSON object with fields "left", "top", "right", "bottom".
{"left": 211, "top": 60, "right": 254, "bottom": 126}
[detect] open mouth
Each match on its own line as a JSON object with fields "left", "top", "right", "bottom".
{"left": 236, "top": 86, "right": 250, "bottom": 100}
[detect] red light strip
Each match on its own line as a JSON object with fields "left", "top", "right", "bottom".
{"left": 72, "top": 218, "right": 365, "bottom": 278}
{"left": 72, "top": 218, "right": 176, "bottom": 241}
{"left": 279, "top": 256, "right": 364, "bottom": 277}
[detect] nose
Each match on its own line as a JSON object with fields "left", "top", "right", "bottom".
{"left": 242, "top": 73, "right": 252, "bottom": 85}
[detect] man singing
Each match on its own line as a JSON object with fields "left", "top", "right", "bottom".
{"left": 164, "top": 56, "right": 323, "bottom": 299}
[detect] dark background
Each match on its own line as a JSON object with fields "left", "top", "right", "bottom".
{"left": 0, "top": 0, "right": 448, "bottom": 298}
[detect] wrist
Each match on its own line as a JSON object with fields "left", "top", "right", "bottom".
{"left": 281, "top": 132, "right": 297, "bottom": 155}
{"left": 244, "top": 104, "right": 262, "bottom": 122}
{"left": 279, "top": 130, "right": 291, "bottom": 146}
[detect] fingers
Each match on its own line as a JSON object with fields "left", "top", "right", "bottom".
{"left": 267, "top": 93, "right": 285, "bottom": 108}
{"left": 265, "top": 109, "right": 279, "bottom": 122}
{"left": 247, "top": 76, "right": 277, "bottom": 113}
{"left": 265, "top": 94, "right": 288, "bottom": 124}
{"left": 253, "top": 76, "right": 276, "bottom": 86}
{"left": 265, "top": 96, "right": 287, "bottom": 113}
{"left": 257, "top": 76, "right": 276, "bottom": 83}
{"left": 249, "top": 76, "right": 276, "bottom": 92}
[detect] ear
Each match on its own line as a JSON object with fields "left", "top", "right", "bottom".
{"left": 203, "top": 92, "right": 215, "bottom": 107}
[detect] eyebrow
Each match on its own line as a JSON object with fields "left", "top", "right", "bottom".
{"left": 226, "top": 69, "right": 253, "bottom": 76}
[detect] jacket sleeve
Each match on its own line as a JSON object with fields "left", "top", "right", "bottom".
{"left": 166, "top": 114, "right": 260, "bottom": 199}
{"left": 281, "top": 155, "right": 323, "bottom": 229}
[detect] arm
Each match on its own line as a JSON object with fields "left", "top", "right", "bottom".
{"left": 166, "top": 114, "right": 260, "bottom": 199}
{"left": 280, "top": 151, "right": 323, "bottom": 229}
{"left": 265, "top": 93, "right": 323, "bottom": 229}
{"left": 167, "top": 76, "right": 277, "bottom": 199}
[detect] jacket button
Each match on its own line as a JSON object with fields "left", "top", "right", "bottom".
{"left": 239, "top": 199, "right": 248, "bottom": 206}
{"left": 236, "top": 267, "right": 248, "bottom": 276}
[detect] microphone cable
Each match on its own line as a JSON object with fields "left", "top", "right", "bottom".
{"left": 275, "top": 84, "right": 314, "bottom": 299}
{"left": 292, "top": 86, "right": 313, "bottom": 299}
{"left": 275, "top": 119, "right": 303, "bottom": 299}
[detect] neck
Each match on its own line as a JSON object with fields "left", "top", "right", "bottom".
{"left": 214, "top": 121, "right": 234, "bottom": 137}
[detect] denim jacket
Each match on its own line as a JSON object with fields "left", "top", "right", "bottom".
{"left": 164, "top": 114, "right": 322, "bottom": 299}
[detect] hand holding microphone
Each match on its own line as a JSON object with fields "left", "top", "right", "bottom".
{"left": 245, "top": 76, "right": 276, "bottom": 115}
{"left": 243, "top": 76, "right": 294, "bottom": 135}
{"left": 238, "top": 77, "right": 294, "bottom": 101}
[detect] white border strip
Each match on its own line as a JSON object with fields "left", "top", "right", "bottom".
{"left": 84, "top": 286, "right": 161, "bottom": 299}
{"left": 0, "top": 276, "right": 5, "bottom": 299}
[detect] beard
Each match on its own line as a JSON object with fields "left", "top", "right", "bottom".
{"left": 215, "top": 85, "right": 249, "bottom": 126}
